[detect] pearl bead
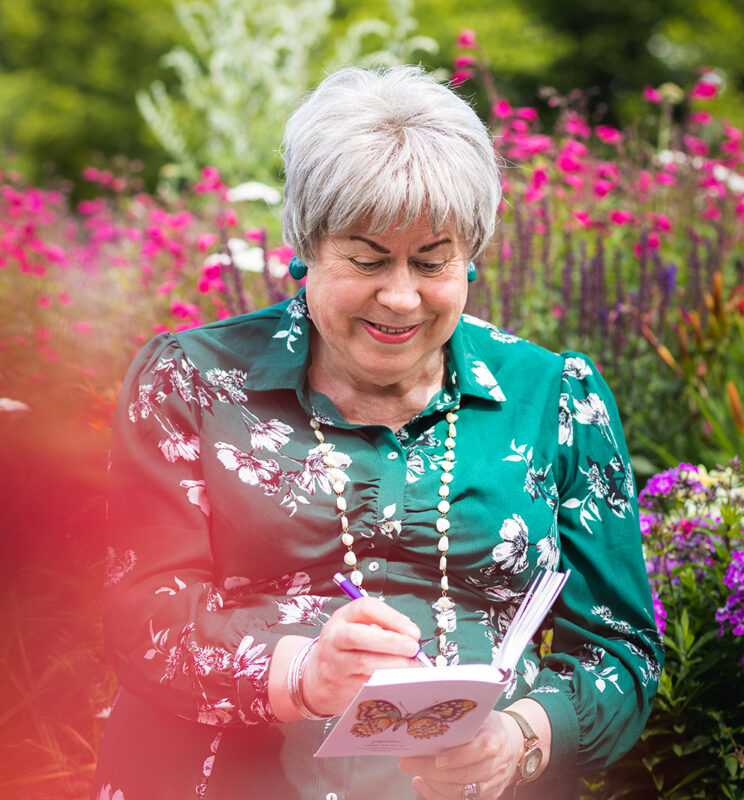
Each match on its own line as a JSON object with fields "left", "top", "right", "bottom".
{"left": 310, "top": 418, "right": 320, "bottom": 429}
{"left": 341, "top": 533, "right": 354, "bottom": 547}
{"left": 315, "top": 431, "right": 324, "bottom": 443}
{"left": 438, "top": 485, "right": 450, "bottom": 498}
{"left": 435, "top": 517, "right": 450, "bottom": 533}
{"left": 440, "top": 576, "right": 449, "bottom": 591}
{"left": 336, "top": 496, "right": 347, "bottom": 511}
{"left": 440, "top": 472, "right": 453, "bottom": 484}
{"left": 341, "top": 516, "right": 349, "bottom": 531}
{"left": 445, "top": 437, "right": 456, "bottom": 449}
{"left": 437, "top": 499, "right": 450, "bottom": 514}
{"left": 350, "top": 570, "right": 363, "bottom": 587}
{"left": 441, "top": 461, "right": 454, "bottom": 472}
{"left": 444, "top": 451, "right": 455, "bottom": 461}
{"left": 437, "top": 596, "right": 453, "bottom": 610}
{"left": 446, "top": 412, "right": 458, "bottom": 423}
{"left": 448, "top": 423, "right": 457, "bottom": 438}
{"left": 437, "top": 535, "right": 449, "bottom": 552}
{"left": 344, "top": 551, "right": 357, "bottom": 567}
{"left": 439, "top": 633, "right": 447, "bottom": 649}
{"left": 318, "top": 443, "right": 332, "bottom": 453}
{"left": 333, "top": 481, "right": 345, "bottom": 494}
{"left": 439, "top": 555, "right": 447, "bottom": 571}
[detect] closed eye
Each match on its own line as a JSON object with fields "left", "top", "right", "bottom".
{"left": 350, "top": 258, "right": 385, "bottom": 271}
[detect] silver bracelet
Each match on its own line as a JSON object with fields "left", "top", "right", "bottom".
{"left": 287, "top": 638, "right": 334, "bottom": 720}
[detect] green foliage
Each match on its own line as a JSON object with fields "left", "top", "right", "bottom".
{"left": 0, "top": 0, "right": 184, "bottom": 187}
{"left": 137, "top": 0, "right": 440, "bottom": 185}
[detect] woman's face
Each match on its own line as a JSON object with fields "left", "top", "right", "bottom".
{"left": 305, "top": 215, "right": 470, "bottom": 392}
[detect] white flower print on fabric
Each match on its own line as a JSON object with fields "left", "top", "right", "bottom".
{"left": 531, "top": 686, "right": 559, "bottom": 694}
{"left": 470, "top": 360, "right": 506, "bottom": 401}
{"left": 563, "top": 357, "right": 593, "bottom": 380}
{"left": 536, "top": 535, "right": 559, "bottom": 570}
{"left": 275, "top": 595, "right": 330, "bottom": 626}
{"left": 155, "top": 575, "right": 188, "bottom": 596}
{"left": 195, "top": 732, "right": 223, "bottom": 799}
{"left": 362, "top": 504, "right": 402, "bottom": 539}
{"left": 503, "top": 441, "right": 558, "bottom": 512}
{"left": 404, "top": 428, "right": 445, "bottom": 484}
{"left": 158, "top": 426, "right": 200, "bottom": 462}
{"left": 224, "top": 571, "right": 312, "bottom": 600}
{"left": 180, "top": 479, "right": 211, "bottom": 515}
{"left": 573, "top": 393, "right": 611, "bottom": 428}
{"left": 295, "top": 444, "right": 351, "bottom": 495}
{"left": 204, "top": 368, "right": 248, "bottom": 403}
{"left": 249, "top": 419, "right": 292, "bottom": 452}
{"left": 104, "top": 547, "right": 136, "bottom": 587}
{"left": 491, "top": 514, "right": 530, "bottom": 574}
{"left": 96, "top": 784, "right": 125, "bottom": 800}
{"left": 462, "top": 314, "right": 519, "bottom": 343}
{"left": 272, "top": 295, "right": 309, "bottom": 353}
{"left": 592, "top": 605, "right": 633, "bottom": 635}
{"left": 558, "top": 394, "right": 573, "bottom": 446}
{"left": 215, "top": 443, "right": 282, "bottom": 494}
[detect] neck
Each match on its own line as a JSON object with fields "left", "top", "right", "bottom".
{"left": 307, "top": 337, "right": 446, "bottom": 432}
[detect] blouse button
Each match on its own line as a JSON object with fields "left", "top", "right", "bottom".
{"left": 387, "top": 451, "right": 399, "bottom": 460}
{"left": 368, "top": 561, "right": 380, "bottom": 572}
{"left": 325, "top": 794, "right": 338, "bottom": 800}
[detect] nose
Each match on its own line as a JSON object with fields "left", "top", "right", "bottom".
{"left": 375, "top": 262, "right": 421, "bottom": 314}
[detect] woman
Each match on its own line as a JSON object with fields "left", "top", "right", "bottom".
{"left": 94, "top": 67, "right": 662, "bottom": 800}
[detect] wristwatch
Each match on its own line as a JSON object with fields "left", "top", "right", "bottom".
{"left": 502, "top": 709, "right": 542, "bottom": 783}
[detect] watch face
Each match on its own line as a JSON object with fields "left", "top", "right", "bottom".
{"left": 523, "top": 748, "right": 542, "bottom": 778}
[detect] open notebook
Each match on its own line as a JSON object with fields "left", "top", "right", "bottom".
{"left": 315, "top": 568, "right": 570, "bottom": 758}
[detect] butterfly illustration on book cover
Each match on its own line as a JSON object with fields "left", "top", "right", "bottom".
{"left": 350, "top": 698, "right": 478, "bottom": 739}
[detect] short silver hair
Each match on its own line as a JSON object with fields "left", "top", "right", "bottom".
{"left": 282, "top": 66, "right": 501, "bottom": 263}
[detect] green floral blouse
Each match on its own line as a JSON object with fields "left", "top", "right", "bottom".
{"left": 94, "top": 291, "right": 663, "bottom": 800}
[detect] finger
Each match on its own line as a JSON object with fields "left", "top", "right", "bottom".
{"left": 335, "top": 597, "right": 421, "bottom": 639}
{"left": 410, "top": 775, "right": 451, "bottom": 800}
{"left": 325, "top": 620, "right": 421, "bottom": 658}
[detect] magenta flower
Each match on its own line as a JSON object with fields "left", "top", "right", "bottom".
{"left": 643, "top": 86, "right": 663, "bottom": 103}
{"left": 593, "top": 179, "right": 614, "bottom": 198}
{"left": 691, "top": 80, "right": 717, "bottom": 99}
{"left": 454, "top": 54, "right": 476, "bottom": 68}
{"left": 456, "top": 29, "right": 476, "bottom": 48}
{"left": 492, "top": 99, "right": 513, "bottom": 119}
{"left": 516, "top": 107, "right": 538, "bottom": 122}
{"left": 683, "top": 135, "right": 709, "bottom": 157}
{"left": 451, "top": 70, "right": 472, "bottom": 86}
{"left": 564, "top": 113, "right": 591, "bottom": 139}
{"left": 197, "top": 233, "right": 218, "bottom": 252}
{"left": 596, "top": 126, "right": 623, "bottom": 145}
{"left": 572, "top": 210, "right": 593, "bottom": 227}
{"left": 688, "top": 111, "right": 712, "bottom": 125}
{"left": 610, "top": 210, "right": 634, "bottom": 226}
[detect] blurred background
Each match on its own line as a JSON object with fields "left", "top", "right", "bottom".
{"left": 1, "top": 1, "right": 743, "bottom": 797}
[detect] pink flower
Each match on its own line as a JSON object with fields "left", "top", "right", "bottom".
{"left": 652, "top": 214, "right": 672, "bottom": 232}
{"left": 516, "top": 107, "right": 538, "bottom": 122}
{"left": 557, "top": 151, "right": 582, "bottom": 173}
{"left": 656, "top": 172, "right": 676, "bottom": 186}
{"left": 525, "top": 186, "right": 543, "bottom": 204}
{"left": 492, "top": 100, "right": 512, "bottom": 119}
{"left": 564, "top": 174, "right": 583, "bottom": 191}
{"left": 501, "top": 241, "right": 512, "bottom": 260}
{"left": 57, "top": 292, "right": 72, "bottom": 304}
{"left": 564, "top": 113, "right": 591, "bottom": 139}
{"left": 456, "top": 29, "right": 476, "bottom": 48}
{"left": 510, "top": 119, "right": 529, "bottom": 134}
{"left": 593, "top": 179, "right": 614, "bottom": 198}
{"left": 83, "top": 167, "right": 101, "bottom": 182}
{"left": 532, "top": 167, "right": 548, "bottom": 189}
{"left": 595, "top": 126, "right": 623, "bottom": 145}
{"left": 572, "top": 210, "right": 593, "bottom": 227}
{"left": 197, "top": 233, "right": 218, "bottom": 252}
{"left": 245, "top": 228, "right": 263, "bottom": 243}
{"left": 454, "top": 54, "right": 476, "bottom": 68}
{"left": 171, "top": 300, "right": 201, "bottom": 319}
{"left": 38, "top": 295, "right": 51, "bottom": 308}
{"left": 522, "top": 134, "right": 552, "bottom": 156}
{"left": 451, "top": 70, "right": 472, "bottom": 86}
{"left": 610, "top": 210, "right": 634, "bottom": 225}
{"left": 688, "top": 111, "right": 712, "bottom": 125}
{"left": 157, "top": 280, "right": 176, "bottom": 295}
{"left": 73, "top": 322, "right": 94, "bottom": 335}
{"left": 643, "top": 86, "right": 663, "bottom": 103}
{"left": 683, "top": 135, "right": 708, "bottom": 156}
{"left": 703, "top": 204, "right": 721, "bottom": 220}
{"left": 691, "top": 80, "right": 717, "bottom": 99}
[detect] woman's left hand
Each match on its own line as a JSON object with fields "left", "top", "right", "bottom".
{"left": 398, "top": 710, "right": 523, "bottom": 800}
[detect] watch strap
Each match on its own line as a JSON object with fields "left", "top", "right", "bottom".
{"left": 501, "top": 709, "right": 539, "bottom": 746}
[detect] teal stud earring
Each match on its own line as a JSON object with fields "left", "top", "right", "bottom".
{"left": 288, "top": 256, "right": 308, "bottom": 280}
{"left": 466, "top": 261, "right": 477, "bottom": 283}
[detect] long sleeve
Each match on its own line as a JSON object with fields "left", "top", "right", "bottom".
{"left": 104, "top": 334, "right": 281, "bottom": 727}
{"left": 526, "top": 353, "right": 664, "bottom": 776}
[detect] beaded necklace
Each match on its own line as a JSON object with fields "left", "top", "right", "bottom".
{"left": 309, "top": 407, "right": 460, "bottom": 667}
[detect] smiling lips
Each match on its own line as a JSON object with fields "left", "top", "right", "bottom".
{"left": 362, "top": 319, "right": 422, "bottom": 343}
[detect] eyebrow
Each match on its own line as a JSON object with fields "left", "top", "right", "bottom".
{"left": 348, "top": 235, "right": 452, "bottom": 254}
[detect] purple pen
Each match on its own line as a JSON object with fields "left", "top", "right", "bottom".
{"left": 332, "top": 572, "right": 434, "bottom": 668}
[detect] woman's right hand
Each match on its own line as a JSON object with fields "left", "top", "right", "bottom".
{"left": 300, "top": 597, "right": 423, "bottom": 717}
